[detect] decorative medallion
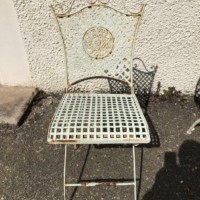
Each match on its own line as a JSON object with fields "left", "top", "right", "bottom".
{"left": 83, "top": 26, "right": 114, "bottom": 59}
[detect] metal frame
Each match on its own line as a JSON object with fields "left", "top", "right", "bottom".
{"left": 105, "top": 58, "right": 158, "bottom": 111}
{"left": 48, "top": 94, "right": 150, "bottom": 144}
{"left": 63, "top": 145, "right": 137, "bottom": 200}
{"left": 187, "top": 77, "right": 200, "bottom": 134}
{"left": 51, "top": 1, "right": 145, "bottom": 91}
{"left": 187, "top": 119, "right": 200, "bottom": 135}
{"left": 48, "top": 2, "right": 149, "bottom": 200}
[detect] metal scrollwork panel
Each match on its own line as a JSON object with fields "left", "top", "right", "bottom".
{"left": 55, "top": 4, "right": 141, "bottom": 84}
{"left": 83, "top": 26, "right": 114, "bottom": 59}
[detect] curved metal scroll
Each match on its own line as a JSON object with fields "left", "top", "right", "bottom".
{"left": 53, "top": 1, "right": 144, "bottom": 18}
{"left": 67, "top": 76, "right": 130, "bottom": 94}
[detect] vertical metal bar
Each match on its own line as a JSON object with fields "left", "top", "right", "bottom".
{"left": 132, "top": 145, "right": 137, "bottom": 200}
{"left": 50, "top": 6, "right": 69, "bottom": 88}
{"left": 130, "top": 4, "right": 145, "bottom": 95}
{"left": 64, "top": 145, "right": 67, "bottom": 200}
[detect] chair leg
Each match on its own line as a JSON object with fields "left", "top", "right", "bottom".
{"left": 64, "top": 145, "right": 67, "bottom": 200}
{"left": 132, "top": 145, "right": 137, "bottom": 200}
{"left": 63, "top": 144, "right": 137, "bottom": 199}
{"left": 187, "top": 118, "right": 200, "bottom": 134}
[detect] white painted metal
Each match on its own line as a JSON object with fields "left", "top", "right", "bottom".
{"left": 187, "top": 78, "right": 200, "bottom": 135}
{"left": 55, "top": 4, "right": 142, "bottom": 86}
{"left": 49, "top": 3, "right": 149, "bottom": 200}
{"left": 63, "top": 145, "right": 67, "bottom": 200}
{"left": 187, "top": 118, "right": 200, "bottom": 134}
{"left": 63, "top": 144, "right": 138, "bottom": 200}
{"left": 48, "top": 93, "right": 150, "bottom": 144}
{"left": 133, "top": 145, "right": 137, "bottom": 200}
{"left": 65, "top": 182, "right": 135, "bottom": 187}
{"left": 105, "top": 58, "right": 131, "bottom": 84}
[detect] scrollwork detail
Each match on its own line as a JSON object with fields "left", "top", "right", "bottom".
{"left": 87, "top": 0, "right": 97, "bottom": 4}
{"left": 83, "top": 26, "right": 114, "bottom": 59}
{"left": 99, "top": 0, "right": 110, "bottom": 4}
{"left": 53, "top": 0, "right": 142, "bottom": 17}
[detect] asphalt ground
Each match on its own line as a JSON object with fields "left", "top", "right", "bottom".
{"left": 1, "top": 93, "right": 200, "bottom": 200}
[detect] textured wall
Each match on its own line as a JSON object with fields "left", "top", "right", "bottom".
{"left": 13, "top": 0, "right": 200, "bottom": 93}
{"left": 0, "top": 0, "right": 31, "bottom": 86}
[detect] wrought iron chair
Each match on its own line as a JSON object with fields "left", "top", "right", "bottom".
{"left": 187, "top": 77, "right": 200, "bottom": 134}
{"left": 47, "top": 2, "right": 153, "bottom": 200}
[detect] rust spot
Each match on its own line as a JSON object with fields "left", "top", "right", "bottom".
{"left": 184, "top": 186, "right": 193, "bottom": 196}
{"left": 56, "top": 139, "right": 77, "bottom": 143}
{"left": 56, "top": 13, "right": 71, "bottom": 18}
{"left": 56, "top": 14, "right": 66, "bottom": 18}
{"left": 80, "top": 182, "right": 89, "bottom": 186}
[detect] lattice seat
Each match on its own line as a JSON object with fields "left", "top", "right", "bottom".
{"left": 48, "top": 93, "right": 150, "bottom": 144}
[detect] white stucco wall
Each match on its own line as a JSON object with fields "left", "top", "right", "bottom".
{"left": 0, "top": 0, "right": 31, "bottom": 86}
{"left": 13, "top": 0, "right": 200, "bottom": 93}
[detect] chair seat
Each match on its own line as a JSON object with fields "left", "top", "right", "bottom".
{"left": 47, "top": 93, "right": 150, "bottom": 144}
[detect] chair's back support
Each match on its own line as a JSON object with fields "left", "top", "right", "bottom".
{"left": 52, "top": 2, "right": 144, "bottom": 92}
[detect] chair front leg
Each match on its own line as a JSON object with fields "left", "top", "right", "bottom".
{"left": 132, "top": 145, "right": 137, "bottom": 200}
{"left": 64, "top": 145, "right": 67, "bottom": 200}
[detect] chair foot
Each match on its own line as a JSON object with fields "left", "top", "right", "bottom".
{"left": 187, "top": 118, "right": 200, "bottom": 135}
{"left": 187, "top": 129, "right": 194, "bottom": 135}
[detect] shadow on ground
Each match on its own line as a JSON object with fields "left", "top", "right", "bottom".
{"left": 143, "top": 140, "right": 200, "bottom": 200}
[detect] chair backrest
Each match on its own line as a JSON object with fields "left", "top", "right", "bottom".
{"left": 52, "top": 1, "right": 145, "bottom": 92}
